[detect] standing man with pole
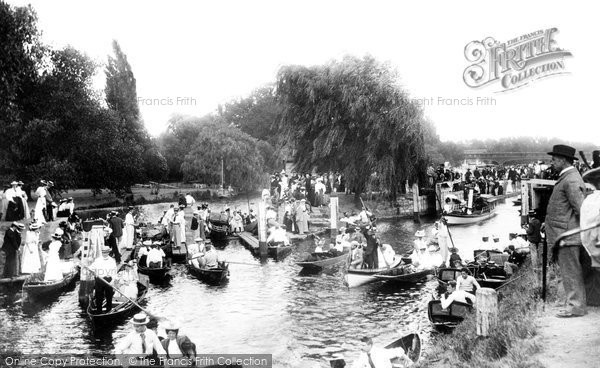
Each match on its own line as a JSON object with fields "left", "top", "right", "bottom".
{"left": 545, "top": 145, "right": 587, "bottom": 318}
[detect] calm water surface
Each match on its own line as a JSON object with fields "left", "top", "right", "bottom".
{"left": 0, "top": 198, "right": 521, "bottom": 367}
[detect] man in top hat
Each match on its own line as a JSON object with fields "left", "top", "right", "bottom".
{"left": 90, "top": 246, "right": 118, "bottom": 313}
{"left": 114, "top": 313, "right": 166, "bottom": 356}
{"left": 546, "top": 144, "right": 587, "bottom": 318}
{"left": 0, "top": 222, "right": 25, "bottom": 277}
{"left": 160, "top": 321, "right": 196, "bottom": 358}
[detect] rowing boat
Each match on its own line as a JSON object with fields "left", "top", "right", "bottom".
{"left": 137, "top": 264, "right": 171, "bottom": 283}
{"left": 428, "top": 299, "right": 472, "bottom": 331}
{"left": 437, "top": 267, "right": 508, "bottom": 290}
{"left": 187, "top": 261, "right": 229, "bottom": 285}
{"left": 0, "top": 275, "right": 29, "bottom": 292}
{"left": 22, "top": 269, "right": 79, "bottom": 301}
{"left": 295, "top": 252, "right": 349, "bottom": 271}
{"left": 344, "top": 256, "right": 403, "bottom": 288}
{"left": 329, "top": 333, "right": 421, "bottom": 367}
{"left": 373, "top": 267, "right": 434, "bottom": 283}
{"left": 268, "top": 244, "right": 293, "bottom": 261}
{"left": 87, "top": 281, "right": 148, "bottom": 328}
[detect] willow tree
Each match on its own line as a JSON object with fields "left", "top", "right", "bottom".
{"left": 275, "top": 55, "right": 428, "bottom": 199}
{"left": 180, "top": 118, "right": 268, "bottom": 192}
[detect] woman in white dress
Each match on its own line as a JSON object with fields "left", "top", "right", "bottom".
{"left": 44, "top": 229, "right": 64, "bottom": 282}
{"left": 123, "top": 207, "right": 135, "bottom": 250}
{"left": 21, "top": 222, "right": 42, "bottom": 274}
{"left": 33, "top": 181, "right": 48, "bottom": 224}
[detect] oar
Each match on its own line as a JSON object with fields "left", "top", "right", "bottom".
{"left": 80, "top": 263, "right": 165, "bottom": 321}
{"left": 226, "top": 261, "right": 261, "bottom": 267}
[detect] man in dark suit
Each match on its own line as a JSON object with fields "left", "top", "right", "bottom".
{"left": 107, "top": 211, "right": 124, "bottom": 263}
{"left": 0, "top": 222, "right": 24, "bottom": 277}
{"left": 546, "top": 145, "right": 587, "bottom": 318}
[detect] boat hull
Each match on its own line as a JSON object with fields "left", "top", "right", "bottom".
{"left": 87, "top": 281, "right": 148, "bottom": 328}
{"left": 187, "top": 262, "right": 229, "bottom": 285}
{"left": 344, "top": 257, "right": 402, "bottom": 287}
{"left": 445, "top": 211, "right": 496, "bottom": 225}
{"left": 296, "top": 252, "right": 349, "bottom": 270}
{"left": 23, "top": 270, "right": 79, "bottom": 300}
{"left": 268, "top": 245, "right": 293, "bottom": 261}
{"left": 428, "top": 299, "right": 472, "bottom": 331}
{"left": 329, "top": 333, "right": 421, "bottom": 367}
{"left": 373, "top": 268, "right": 434, "bottom": 283}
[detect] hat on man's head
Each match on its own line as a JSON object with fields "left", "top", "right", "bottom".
{"left": 132, "top": 313, "right": 150, "bottom": 326}
{"left": 40, "top": 180, "right": 47, "bottom": 185}
{"left": 17, "top": 181, "right": 24, "bottom": 185}
{"left": 101, "top": 246, "right": 111, "bottom": 254}
{"left": 415, "top": 230, "right": 425, "bottom": 237}
{"left": 29, "top": 222, "right": 42, "bottom": 230}
{"left": 547, "top": 144, "right": 578, "bottom": 160}
{"left": 142, "top": 240, "right": 152, "bottom": 246}
{"left": 194, "top": 237, "right": 204, "bottom": 242}
{"left": 110, "top": 210, "right": 118, "bottom": 216}
{"left": 10, "top": 181, "right": 18, "bottom": 186}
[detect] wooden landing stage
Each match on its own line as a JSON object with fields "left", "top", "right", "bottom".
{"left": 238, "top": 231, "right": 260, "bottom": 254}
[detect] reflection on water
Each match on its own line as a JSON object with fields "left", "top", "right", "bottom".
{"left": 0, "top": 199, "right": 521, "bottom": 367}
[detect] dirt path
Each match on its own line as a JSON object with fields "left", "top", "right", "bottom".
{"left": 536, "top": 305, "right": 600, "bottom": 368}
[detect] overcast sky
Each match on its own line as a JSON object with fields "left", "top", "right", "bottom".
{"left": 9, "top": 0, "right": 600, "bottom": 145}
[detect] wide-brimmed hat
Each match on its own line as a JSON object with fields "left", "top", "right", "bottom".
{"left": 110, "top": 210, "right": 118, "bottom": 216}
{"left": 10, "top": 181, "right": 18, "bottom": 186}
{"left": 142, "top": 240, "right": 152, "bottom": 246}
{"left": 163, "top": 321, "right": 180, "bottom": 332}
{"left": 547, "top": 144, "right": 578, "bottom": 160}
{"left": 17, "top": 181, "right": 24, "bottom": 185}
{"left": 101, "top": 247, "right": 112, "bottom": 254}
{"left": 415, "top": 230, "right": 425, "bottom": 237}
{"left": 29, "top": 222, "right": 42, "bottom": 230}
{"left": 152, "top": 241, "right": 162, "bottom": 246}
{"left": 12, "top": 222, "right": 25, "bottom": 231}
{"left": 132, "top": 313, "right": 149, "bottom": 326}
{"left": 194, "top": 237, "right": 204, "bottom": 242}
{"left": 52, "top": 228, "right": 64, "bottom": 239}
{"left": 40, "top": 180, "right": 47, "bottom": 185}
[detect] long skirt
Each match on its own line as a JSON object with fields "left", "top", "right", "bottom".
{"left": 171, "top": 224, "right": 182, "bottom": 246}
{"left": 123, "top": 224, "right": 135, "bottom": 249}
{"left": 6, "top": 198, "right": 24, "bottom": 221}
{"left": 21, "top": 245, "right": 41, "bottom": 274}
{"left": 44, "top": 255, "right": 63, "bottom": 281}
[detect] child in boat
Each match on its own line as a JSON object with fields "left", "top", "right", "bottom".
{"left": 449, "top": 247, "right": 463, "bottom": 268}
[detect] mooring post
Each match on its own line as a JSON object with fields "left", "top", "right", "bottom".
{"left": 258, "top": 200, "right": 268, "bottom": 257}
{"left": 412, "top": 183, "right": 420, "bottom": 223}
{"left": 330, "top": 196, "right": 338, "bottom": 238}
{"left": 476, "top": 287, "right": 498, "bottom": 337}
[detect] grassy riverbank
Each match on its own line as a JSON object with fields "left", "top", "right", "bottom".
{"left": 419, "top": 264, "right": 561, "bottom": 368}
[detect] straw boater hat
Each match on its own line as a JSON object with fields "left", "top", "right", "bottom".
{"left": 132, "top": 313, "right": 150, "bottom": 326}
{"left": 10, "top": 181, "right": 18, "bottom": 186}
{"left": 12, "top": 222, "right": 25, "bottom": 232}
{"left": 415, "top": 230, "right": 425, "bottom": 237}
{"left": 142, "top": 240, "right": 152, "bottom": 246}
{"left": 101, "top": 247, "right": 111, "bottom": 255}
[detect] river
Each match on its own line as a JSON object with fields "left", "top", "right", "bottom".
{"left": 0, "top": 198, "right": 522, "bottom": 367}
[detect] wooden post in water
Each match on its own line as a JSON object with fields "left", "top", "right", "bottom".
{"left": 476, "top": 287, "right": 498, "bottom": 337}
{"left": 330, "top": 196, "right": 338, "bottom": 238}
{"left": 412, "top": 183, "right": 420, "bottom": 223}
{"left": 257, "top": 200, "right": 268, "bottom": 257}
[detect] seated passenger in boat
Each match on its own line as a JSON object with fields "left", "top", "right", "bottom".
{"left": 410, "top": 244, "right": 428, "bottom": 269}
{"left": 508, "top": 232, "right": 530, "bottom": 253}
{"left": 115, "top": 261, "right": 138, "bottom": 301}
{"left": 349, "top": 241, "right": 364, "bottom": 269}
{"left": 423, "top": 247, "right": 444, "bottom": 269}
{"left": 203, "top": 244, "right": 221, "bottom": 269}
{"left": 441, "top": 280, "right": 476, "bottom": 310}
{"left": 352, "top": 336, "right": 413, "bottom": 368}
{"left": 379, "top": 244, "right": 396, "bottom": 268}
{"left": 188, "top": 237, "right": 205, "bottom": 256}
{"left": 503, "top": 245, "right": 525, "bottom": 276}
{"left": 160, "top": 321, "right": 196, "bottom": 359}
{"left": 147, "top": 243, "right": 165, "bottom": 268}
{"left": 137, "top": 240, "right": 152, "bottom": 267}
{"left": 267, "top": 224, "right": 290, "bottom": 247}
{"left": 456, "top": 268, "right": 480, "bottom": 295}
{"left": 449, "top": 247, "right": 464, "bottom": 268}
{"left": 413, "top": 230, "right": 427, "bottom": 252}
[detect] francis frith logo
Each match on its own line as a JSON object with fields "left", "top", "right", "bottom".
{"left": 463, "top": 28, "right": 572, "bottom": 91}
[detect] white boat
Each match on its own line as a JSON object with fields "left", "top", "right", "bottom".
{"left": 444, "top": 207, "right": 496, "bottom": 225}
{"left": 344, "top": 256, "right": 403, "bottom": 288}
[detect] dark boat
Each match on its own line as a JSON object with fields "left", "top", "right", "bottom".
{"left": 208, "top": 212, "right": 230, "bottom": 240}
{"left": 329, "top": 333, "right": 421, "bottom": 368}
{"left": 0, "top": 275, "right": 29, "bottom": 292}
{"left": 373, "top": 267, "right": 434, "bottom": 283}
{"left": 87, "top": 281, "right": 148, "bottom": 327}
{"left": 187, "top": 261, "right": 229, "bottom": 285}
{"left": 428, "top": 299, "right": 472, "bottom": 331}
{"left": 296, "top": 252, "right": 349, "bottom": 271}
{"left": 22, "top": 269, "right": 79, "bottom": 301}
{"left": 268, "top": 244, "right": 293, "bottom": 261}
{"left": 137, "top": 264, "right": 171, "bottom": 283}
{"left": 436, "top": 266, "right": 508, "bottom": 290}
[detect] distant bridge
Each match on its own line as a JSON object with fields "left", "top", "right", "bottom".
{"left": 463, "top": 151, "right": 549, "bottom": 165}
